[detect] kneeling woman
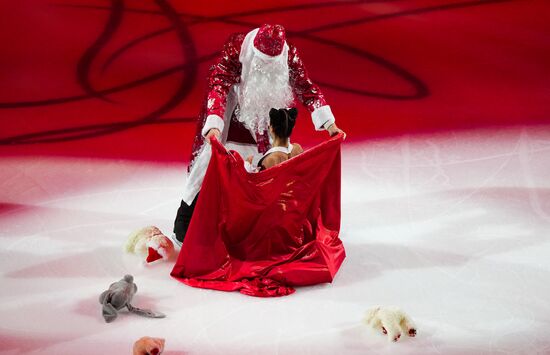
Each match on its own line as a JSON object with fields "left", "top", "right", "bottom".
{"left": 247, "top": 107, "right": 303, "bottom": 171}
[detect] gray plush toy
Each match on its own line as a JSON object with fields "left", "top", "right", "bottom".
{"left": 99, "top": 275, "right": 165, "bottom": 323}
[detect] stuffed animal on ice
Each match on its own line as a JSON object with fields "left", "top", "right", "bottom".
{"left": 125, "top": 226, "right": 175, "bottom": 263}
{"left": 133, "top": 336, "right": 165, "bottom": 355}
{"left": 364, "top": 306, "right": 417, "bottom": 342}
{"left": 99, "top": 274, "right": 166, "bottom": 323}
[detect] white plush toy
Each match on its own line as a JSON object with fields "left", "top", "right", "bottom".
{"left": 125, "top": 226, "right": 175, "bottom": 263}
{"left": 364, "top": 306, "right": 417, "bottom": 342}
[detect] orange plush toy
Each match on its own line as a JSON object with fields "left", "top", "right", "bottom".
{"left": 132, "top": 336, "right": 165, "bottom": 355}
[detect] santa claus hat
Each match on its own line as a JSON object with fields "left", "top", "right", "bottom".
{"left": 253, "top": 24, "right": 286, "bottom": 57}
{"left": 145, "top": 234, "right": 174, "bottom": 263}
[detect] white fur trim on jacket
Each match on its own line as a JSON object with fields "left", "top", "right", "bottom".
{"left": 182, "top": 145, "right": 211, "bottom": 205}
{"left": 201, "top": 114, "right": 225, "bottom": 137}
{"left": 312, "top": 105, "right": 336, "bottom": 131}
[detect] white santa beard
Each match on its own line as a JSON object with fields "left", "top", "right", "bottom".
{"left": 238, "top": 55, "right": 293, "bottom": 134}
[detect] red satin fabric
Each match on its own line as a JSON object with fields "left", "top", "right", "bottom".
{"left": 171, "top": 134, "right": 345, "bottom": 297}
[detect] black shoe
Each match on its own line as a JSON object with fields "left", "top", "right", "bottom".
{"left": 173, "top": 195, "right": 199, "bottom": 246}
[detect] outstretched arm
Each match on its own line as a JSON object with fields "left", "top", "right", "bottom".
{"left": 288, "top": 45, "right": 345, "bottom": 138}
{"left": 202, "top": 33, "right": 245, "bottom": 141}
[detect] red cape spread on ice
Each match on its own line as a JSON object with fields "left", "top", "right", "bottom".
{"left": 171, "top": 134, "right": 346, "bottom": 297}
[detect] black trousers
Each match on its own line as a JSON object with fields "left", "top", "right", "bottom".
{"left": 173, "top": 194, "right": 198, "bottom": 243}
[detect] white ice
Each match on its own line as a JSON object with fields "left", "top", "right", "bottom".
{"left": 1, "top": 125, "right": 550, "bottom": 354}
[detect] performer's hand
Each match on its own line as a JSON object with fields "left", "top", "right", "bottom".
{"left": 206, "top": 128, "right": 221, "bottom": 143}
{"left": 246, "top": 155, "right": 254, "bottom": 164}
{"left": 327, "top": 123, "right": 346, "bottom": 139}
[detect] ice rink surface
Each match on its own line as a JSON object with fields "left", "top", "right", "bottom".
{"left": 2, "top": 125, "right": 549, "bottom": 354}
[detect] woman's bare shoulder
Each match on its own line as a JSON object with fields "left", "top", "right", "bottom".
{"left": 291, "top": 143, "right": 303, "bottom": 156}
{"left": 261, "top": 153, "right": 287, "bottom": 170}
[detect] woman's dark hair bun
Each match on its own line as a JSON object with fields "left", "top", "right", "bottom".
{"left": 269, "top": 107, "right": 298, "bottom": 139}
{"left": 288, "top": 107, "right": 298, "bottom": 120}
